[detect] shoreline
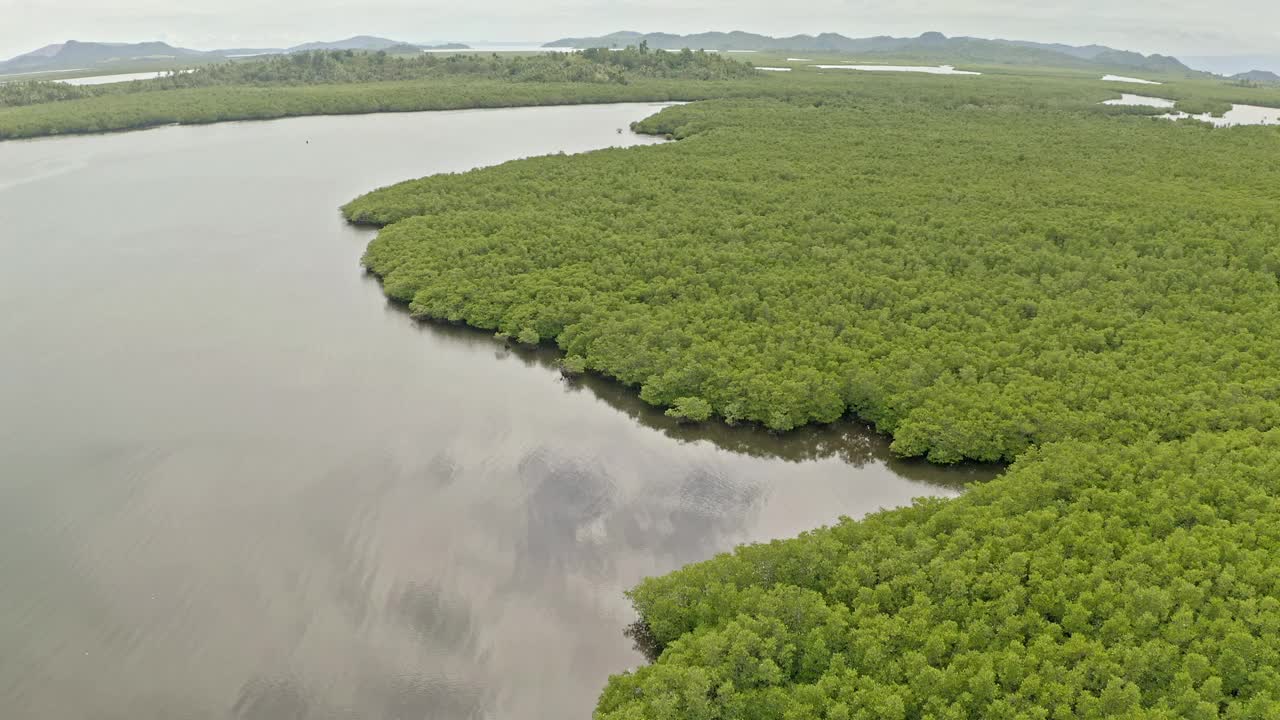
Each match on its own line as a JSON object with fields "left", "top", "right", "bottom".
{"left": 0, "top": 93, "right": 700, "bottom": 143}
{"left": 359, "top": 259, "right": 1005, "bottom": 480}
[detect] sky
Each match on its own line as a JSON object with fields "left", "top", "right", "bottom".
{"left": 2, "top": 0, "right": 1277, "bottom": 60}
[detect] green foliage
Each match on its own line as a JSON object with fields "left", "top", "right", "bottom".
{"left": 0, "top": 79, "right": 696, "bottom": 139}
{"left": 0, "top": 48, "right": 753, "bottom": 109}
{"left": 0, "top": 79, "right": 106, "bottom": 108}
{"left": 561, "top": 355, "right": 588, "bottom": 376}
{"left": 0, "top": 47, "right": 759, "bottom": 138}
{"left": 666, "top": 397, "right": 713, "bottom": 423}
{"left": 345, "top": 91, "right": 1280, "bottom": 462}
{"left": 516, "top": 327, "right": 541, "bottom": 346}
{"left": 156, "top": 47, "right": 756, "bottom": 87}
{"left": 571, "top": 75, "right": 1280, "bottom": 719}
{"left": 597, "top": 431, "right": 1280, "bottom": 718}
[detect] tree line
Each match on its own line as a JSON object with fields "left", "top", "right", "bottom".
{"left": 0, "top": 47, "right": 756, "bottom": 110}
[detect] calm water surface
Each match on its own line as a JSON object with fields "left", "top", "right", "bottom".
{"left": 1101, "top": 74, "right": 1163, "bottom": 85}
{"left": 1161, "top": 103, "right": 1280, "bottom": 127}
{"left": 1102, "top": 93, "right": 1176, "bottom": 108}
{"left": 1101, "top": 93, "right": 1280, "bottom": 126}
{"left": 55, "top": 70, "right": 194, "bottom": 86}
{"left": 812, "top": 64, "right": 982, "bottom": 75}
{"left": 0, "top": 104, "right": 995, "bottom": 719}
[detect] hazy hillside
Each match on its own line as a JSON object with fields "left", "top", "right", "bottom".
{"left": 1232, "top": 69, "right": 1280, "bottom": 84}
{"left": 1000, "top": 39, "right": 1114, "bottom": 60}
{"left": 0, "top": 36, "right": 437, "bottom": 77}
{"left": 0, "top": 40, "right": 215, "bottom": 74}
{"left": 285, "top": 36, "right": 403, "bottom": 52}
{"left": 1185, "top": 54, "right": 1280, "bottom": 76}
{"left": 1, "top": 31, "right": 1209, "bottom": 79}
{"left": 545, "top": 30, "right": 1198, "bottom": 73}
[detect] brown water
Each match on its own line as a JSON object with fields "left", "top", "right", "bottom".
{"left": 0, "top": 104, "right": 996, "bottom": 720}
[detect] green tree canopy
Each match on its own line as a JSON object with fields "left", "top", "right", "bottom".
{"left": 346, "top": 96, "right": 1280, "bottom": 463}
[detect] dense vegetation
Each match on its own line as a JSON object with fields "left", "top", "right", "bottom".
{"left": 0, "top": 47, "right": 751, "bottom": 113}
{"left": 0, "top": 48, "right": 761, "bottom": 139}
{"left": 7, "top": 44, "right": 1280, "bottom": 140}
{"left": 337, "top": 72, "right": 1280, "bottom": 714}
{"left": 597, "top": 430, "right": 1280, "bottom": 718}
{"left": 344, "top": 83, "right": 1280, "bottom": 463}
{"left": 171, "top": 47, "right": 758, "bottom": 85}
{"left": 0, "top": 80, "right": 105, "bottom": 107}
{"left": 0, "top": 78, "right": 749, "bottom": 139}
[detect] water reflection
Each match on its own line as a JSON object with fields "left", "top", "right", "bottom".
{"left": 396, "top": 309, "right": 998, "bottom": 488}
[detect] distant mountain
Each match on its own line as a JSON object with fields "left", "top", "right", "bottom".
{"left": 13, "top": 43, "right": 66, "bottom": 59}
{"left": 545, "top": 30, "right": 1198, "bottom": 73}
{"left": 0, "top": 36, "right": 452, "bottom": 77}
{"left": 216, "top": 48, "right": 283, "bottom": 58}
{"left": 1089, "top": 49, "right": 1189, "bottom": 73}
{"left": 1183, "top": 55, "right": 1280, "bottom": 76}
{"left": 1001, "top": 40, "right": 1190, "bottom": 73}
{"left": 1000, "top": 40, "right": 1115, "bottom": 61}
{"left": 284, "top": 36, "right": 404, "bottom": 53}
{"left": 0, "top": 40, "right": 215, "bottom": 74}
{"left": 1231, "top": 69, "right": 1280, "bottom": 84}
{"left": 547, "top": 31, "right": 858, "bottom": 52}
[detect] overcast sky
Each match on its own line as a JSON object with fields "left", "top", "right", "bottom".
{"left": 3, "top": 0, "right": 1277, "bottom": 59}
